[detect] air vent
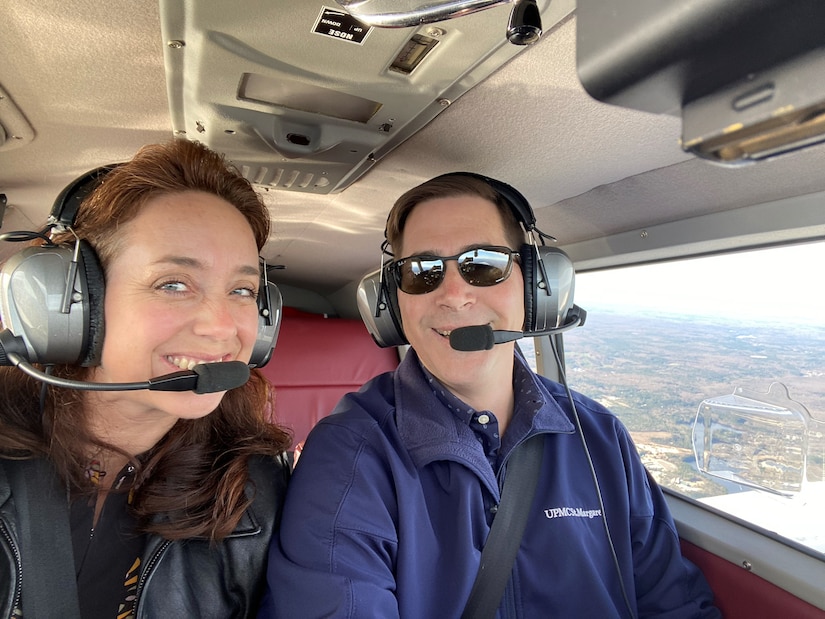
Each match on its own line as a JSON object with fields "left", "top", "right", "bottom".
{"left": 240, "top": 164, "right": 332, "bottom": 192}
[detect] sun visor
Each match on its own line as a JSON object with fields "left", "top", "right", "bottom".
{"left": 575, "top": 0, "right": 825, "bottom": 165}
{"left": 576, "top": 0, "right": 825, "bottom": 115}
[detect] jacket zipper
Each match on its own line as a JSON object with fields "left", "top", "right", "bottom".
{"left": 0, "top": 520, "right": 23, "bottom": 616}
{"left": 133, "top": 539, "right": 171, "bottom": 616}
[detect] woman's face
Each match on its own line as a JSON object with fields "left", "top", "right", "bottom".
{"left": 89, "top": 190, "right": 261, "bottom": 423}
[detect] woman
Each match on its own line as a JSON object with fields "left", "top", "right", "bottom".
{"left": 0, "top": 139, "right": 291, "bottom": 618}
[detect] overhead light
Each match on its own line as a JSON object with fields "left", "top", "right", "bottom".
{"left": 506, "top": 0, "right": 541, "bottom": 46}
{"left": 389, "top": 34, "right": 440, "bottom": 74}
{"left": 334, "top": 0, "right": 511, "bottom": 27}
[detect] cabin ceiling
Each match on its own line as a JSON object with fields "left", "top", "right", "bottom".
{"left": 2, "top": 1, "right": 825, "bottom": 316}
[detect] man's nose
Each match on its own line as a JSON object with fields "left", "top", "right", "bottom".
{"left": 435, "top": 262, "right": 475, "bottom": 306}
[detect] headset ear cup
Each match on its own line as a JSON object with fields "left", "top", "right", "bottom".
{"left": 78, "top": 241, "right": 106, "bottom": 366}
{"left": 519, "top": 243, "right": 538, "bottom": 332}
{"left": 520, "top": 245, "right": 577, "bottom": 334}
{"left": 0, "top": 243, "right": 104, "bottom": 365}
{"left": 356, "top": 266, "right": 407, "bottom": 348}
{"left": 530, "top": 246, "right": 576, "bottom": 333}
{"left": 249, "top": 278, "right": 282, "bottom": 368}
{"left": 382, "top": 266, "right": 406, "bottom": 345}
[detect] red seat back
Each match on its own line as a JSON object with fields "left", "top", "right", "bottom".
{"left": 258, "top": 307, "right": 399, "bottom": 448}
{"left": 680, "top": 540, "right": 825, "bottom": 618}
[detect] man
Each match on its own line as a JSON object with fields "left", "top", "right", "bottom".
{"left": 260, "top": 173, "right": 720, "bottom": 618}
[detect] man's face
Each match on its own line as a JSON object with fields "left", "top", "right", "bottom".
{"left": 396, "top": 195, "right": 525, "bottom": 397}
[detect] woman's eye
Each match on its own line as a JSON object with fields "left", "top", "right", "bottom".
{"left": 157, "top": 280, "right": 188, "bottom": 293}
{"left": 233, "top": 286, "right": 257, "bottom": 298}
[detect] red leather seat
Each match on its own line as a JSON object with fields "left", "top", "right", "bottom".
{"left": 680, "top": 540, "right": 825, "bottom": 618}
{"left": 258, "top": 307, "right": 399, "bottom": 450}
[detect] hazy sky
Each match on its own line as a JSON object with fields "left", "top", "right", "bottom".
{"left": 575, "top": 242, "right": 824, "bottom": 325}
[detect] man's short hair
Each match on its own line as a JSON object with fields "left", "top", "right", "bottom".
{"left": 386, "top": 174, "right": 526, "bottom": 256}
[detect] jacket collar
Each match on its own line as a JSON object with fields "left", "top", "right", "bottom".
{"left": 394, "top": 350, "right": 574, "bottom": 480}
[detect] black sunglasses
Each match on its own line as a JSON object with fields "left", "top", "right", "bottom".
{"left": 391, "top": 245, "right": 520, "bottom": 295}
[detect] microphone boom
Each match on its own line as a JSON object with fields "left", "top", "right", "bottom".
{"left": 3, "top": 344, "right": 249, "bottom": 393}
{"left": 448, "top": 308, "right": 586, "bottom": 353}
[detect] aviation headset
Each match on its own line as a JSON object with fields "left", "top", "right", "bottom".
{"left": 0, "top": 165, "right": 282, "bottom": 369}
{"left": 357, "top": 171, "right": 582, "bottom": 348}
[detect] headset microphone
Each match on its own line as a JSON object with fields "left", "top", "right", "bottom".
{"left": 449, "top": 305, "right": 587, "bottom": 352}
{"left": 14, "top": 357, "right": 248, "bottom": 393}
{"left": 0, "top": 331, "right": 249, "bottom": 393}
{"left": 449, "top": 326, "right": 523, "bottom": 351}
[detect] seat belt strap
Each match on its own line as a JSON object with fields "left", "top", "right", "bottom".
{"left": 461, "top": 433, "right": 545, "bottom": 619}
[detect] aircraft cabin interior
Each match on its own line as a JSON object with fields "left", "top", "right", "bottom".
{"left": 1, "top": 1, "right": 824, "bottom": 616}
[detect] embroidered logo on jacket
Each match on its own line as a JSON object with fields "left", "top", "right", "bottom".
{"left": 543, "top": 506, "right": 602, "bottom": 519}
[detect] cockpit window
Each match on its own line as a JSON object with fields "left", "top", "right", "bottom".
{"left": 558, "top": 242, "right": 825, "bottom": 557}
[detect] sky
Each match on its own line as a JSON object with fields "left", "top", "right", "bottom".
{"left": 574, "top": 242, "right": 825, "bottom": 325}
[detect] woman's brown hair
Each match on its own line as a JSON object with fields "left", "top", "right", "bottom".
{"left": 0, "top": 139, "right": 291, "bottom": 540}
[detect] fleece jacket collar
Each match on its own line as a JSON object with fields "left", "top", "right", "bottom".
{"left": 393, "top": 350, "right": 574, "bottom": 487}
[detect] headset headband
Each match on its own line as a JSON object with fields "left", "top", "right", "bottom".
{"left": 50, "top": 164, "right": 121, "bottom": 228}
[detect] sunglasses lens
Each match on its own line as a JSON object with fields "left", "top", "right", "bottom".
{"left": 394, "top": 247, "right": 515, "bottom": 294}
{"left": 458, "top": 248, "right": 513, "bottom": 286}
{"left": 396, "top": 257, "right": 445, "bottom": 294}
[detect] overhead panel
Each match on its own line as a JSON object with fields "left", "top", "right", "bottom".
{"left": 159, "top": 1, "right": 552, "bottom": 194}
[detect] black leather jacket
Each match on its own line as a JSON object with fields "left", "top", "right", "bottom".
{"left": 0, "top": 454, "right": 289, "bottom": 618}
